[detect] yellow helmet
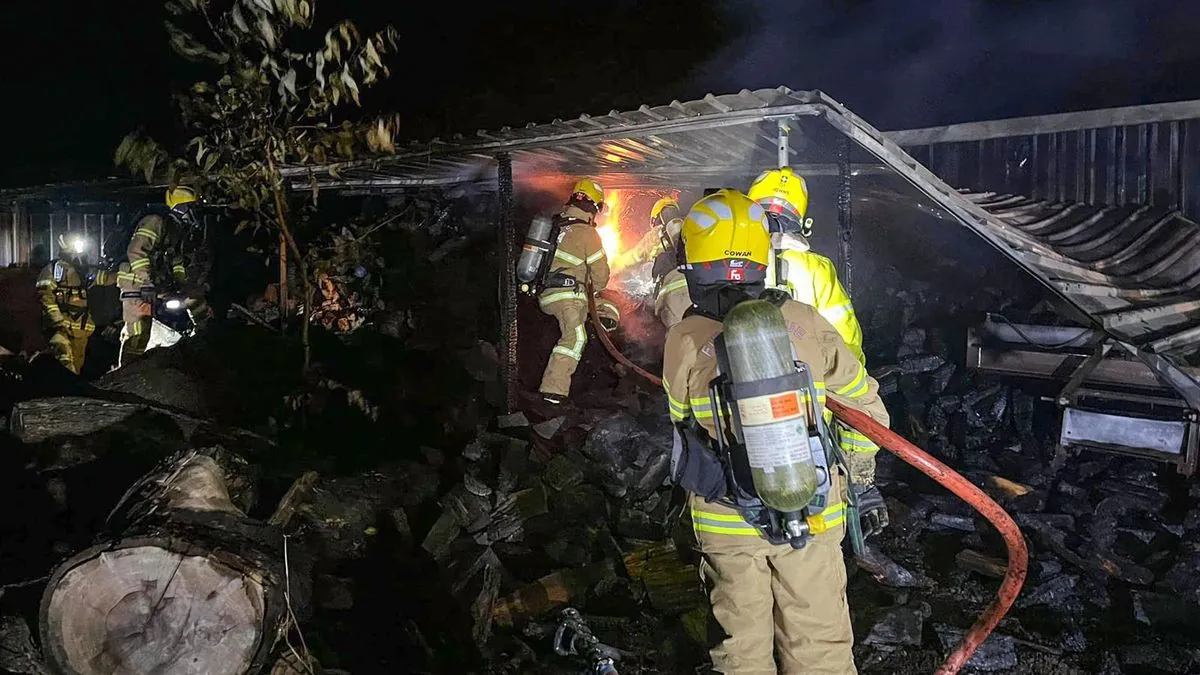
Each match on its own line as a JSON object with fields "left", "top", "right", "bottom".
{"left": 166, "top": 186, "right": 199, "bottom": 210}
{"left": 748, "top": 167, "right": 809, "bottom": 222}
{"left": 681, "top": 190, "right": 770, "bottom": 285}
{"left": 650, "top": 197, "right": 679, "bottom": 222}
{"left": 569, "top": 178, "right": 605, "bottom": 211}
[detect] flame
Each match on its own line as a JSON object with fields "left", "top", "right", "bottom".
{"left": 596, "top": 189, "right": 623, "bottom": 262}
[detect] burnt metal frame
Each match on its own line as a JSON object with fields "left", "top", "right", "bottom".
{"left": 497, "top": 153, "right": 518, "bottom": 414}
{"left": 887, "top": 99, "right": 1200, "bottom": 146}
{"left": 967, "top": 324, "right": 1200, "bottom": 474}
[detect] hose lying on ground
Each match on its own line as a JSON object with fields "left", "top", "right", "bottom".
{"left": 585, "top": 289, "right": 1028, "bottom": 675}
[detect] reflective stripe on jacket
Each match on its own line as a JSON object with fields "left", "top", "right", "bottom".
{"left": 128, "top": 213, "right": 188, "bottom": 286}
{"left": 662, "top": 297, "right": 890, "bottom": 519}
{"left": 545, "top": 205, "right": 609, "bottom": 291}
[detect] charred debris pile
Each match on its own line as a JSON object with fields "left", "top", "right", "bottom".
{"left": 0, "top": 192, "right": 1199, "bottom": 675}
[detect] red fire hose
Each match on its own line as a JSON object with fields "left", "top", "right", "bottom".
{"left": 586, "top": 292, "right": 1029, "bottom": 674}
{"left": 825, "top": 401, "right": 1029, "bottom": 674}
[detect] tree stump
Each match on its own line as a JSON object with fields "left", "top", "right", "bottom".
{"left": 39, "top": 448, "right": 290, "bottom": 675}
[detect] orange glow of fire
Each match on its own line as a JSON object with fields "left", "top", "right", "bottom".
{"left": 596, "top": 189, "right": 623, "bottom": 262}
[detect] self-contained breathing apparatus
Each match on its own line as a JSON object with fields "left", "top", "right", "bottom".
{"left": 515, "top": 214, "right": 591, "bottom": 297}
{"left": 672, "top": 295, "right": 865, "bottom": 552}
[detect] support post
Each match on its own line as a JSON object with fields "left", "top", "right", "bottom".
{"left": 777, "top": 119, "right": 790, "bottom": 168}
{"left": 278, "top": 234, "right": 289, "bottom": 324}
{"left": 837, "top": 136, "right": 854, "bottom": 294}
{"left": 11, "top": 200, "right": 22, "bottom": 266}
{"left": 497, "top": 153, "right": 518, "bottom": 413}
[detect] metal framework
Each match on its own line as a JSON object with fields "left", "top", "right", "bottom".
{"left": 280, "top": 87, "right": 1200, "bottom": 425}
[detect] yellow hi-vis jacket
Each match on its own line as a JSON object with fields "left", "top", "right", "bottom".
{"left": 662, "top": 298, "right": 889, "bottom": 544}
{"left": 766, "top": 240, "right": 864, "bottom": 364}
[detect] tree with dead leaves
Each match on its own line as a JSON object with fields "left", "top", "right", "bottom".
{"left": 116, "top": 0, "right": 401, "bottom": 368}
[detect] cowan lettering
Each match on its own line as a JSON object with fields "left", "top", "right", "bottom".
{"left": 724, "top": 250, "right": 752, "bottom": 257}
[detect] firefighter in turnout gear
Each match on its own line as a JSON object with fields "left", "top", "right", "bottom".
{"left": 610, "top": 196, "right": 690, "bottom": 328}
{"left": 646, "top": 198, "right": 691, "bottom": 329}
{"left": 663, "top": 190, "right": 889, "bottom": 674}
{"left": 538, "top": 178, "right": 611, "bottom": 404}
{"left": 749, "top": 168, "right": 865, "bottom": 364}
{"left": 36, "top": 234, "right": 116, "bottom": 374}
{"left": 118, "top": 186, "right": 206, "bottom": 361}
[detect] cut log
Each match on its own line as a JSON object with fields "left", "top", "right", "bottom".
{"left": 40, "top": 448, "right": 290, "bottom": 675}
{"left": 10, "top": 396, "right": 273, "bottom": 474}
{"left": 10, "top": 397, "right": 201, "bottom": 446}
{"left": 956, "top": 548, "right": 1008, "bottom": 579}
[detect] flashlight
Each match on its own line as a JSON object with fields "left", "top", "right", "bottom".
{"left": 69, "top": 236, "right": 87, "bottom": 255}
{"left": 165, "top": 298, "right": 184, "bottom": 311}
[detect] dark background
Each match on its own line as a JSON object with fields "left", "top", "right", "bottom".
{"left": 4, "top": 0, "right": 1200, "bottom": 188}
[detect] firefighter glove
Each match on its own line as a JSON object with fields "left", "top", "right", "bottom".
{"left": 853, "top": 484, "right": 889, "bottom": 538}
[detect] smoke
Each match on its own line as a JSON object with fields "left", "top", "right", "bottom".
{"left": 688, "top": 0, "right": 1188, "bottom": 130}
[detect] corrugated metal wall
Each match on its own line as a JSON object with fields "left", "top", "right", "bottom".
{"left": 900, "top": 118, "right": 1200, "bottom": 220}
{"left": 1, "top": 201, "right": 152, "bottom": 267}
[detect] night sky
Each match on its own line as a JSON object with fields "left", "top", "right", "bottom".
{"left": 5, "top": 0, "right": 1200, "bottom": 188}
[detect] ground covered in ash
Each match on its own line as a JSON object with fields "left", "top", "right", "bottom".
{"left": 0, "top": 192, "right": 1199, "bottom": 675}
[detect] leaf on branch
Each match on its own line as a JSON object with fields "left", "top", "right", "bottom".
{"left": 298, "top": 0, "right": 312, "bottom": 22}
{"left": 310, "top": 173, "right": 320, "bottom": 205}
{"left": 276, "top": 0, "right": 298, "bottom": 22}
{"left": 314, "top": 50, "right": 327, "bottom": 89}
{"left": 366, "top": 117, "right": 396, "bottom": 154}
{"left": 341, "top": 67, "right": 360, "bottom": 106}
{"left": 258, "top": 14, "right": 278, "bottom": 48}
{"left": 251, "top": 0, "right": 275, "bottom": 14}
{"left": 166, "top": 21, "right": 229, "bottom": 64}
{"left": 324, "top": 30, "right": 342, "bottom": 63}
{"left": 231, "top": 3, "right": 250, "bottom": 33}
{"left": 365, "top": 39, "right": 383, "bottom": 68}
{"left": 278, "top": 68, "right": 297, "bottom": 100}
{"left": 338, "top": 21, "right": 360, "bottom": 49}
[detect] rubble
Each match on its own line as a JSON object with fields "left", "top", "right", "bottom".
{"left": 934, "top": 624, "right": 1017, "bottom": 671}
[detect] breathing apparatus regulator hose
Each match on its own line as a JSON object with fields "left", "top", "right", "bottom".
{"left": 584, "top": 284, "right": 1028, "bottom": 675}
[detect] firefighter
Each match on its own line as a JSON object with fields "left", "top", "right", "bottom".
{"left": 663, "top": 190, "right": 889, "bottom": 674}
{"left": 610, "top": 196, "right": 690, "bottom": 328}
{"left": 749, "top": 167, "right": 866, "bottom": 364}
{"left": 118, "top": 186, "right": 207, "bottom": 361}
{"left": 538, "top": 178, "right": 610, "bottom": 405}
{"left": 646, "top": 198, "right": 692, "bottom": 329}
{"left": 35, "top": 234, "right": 116, "bottom": 374}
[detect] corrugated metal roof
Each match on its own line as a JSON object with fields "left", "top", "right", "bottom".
{"left": 962, "top": 191, "right": 1200, "bottom": 360}
{"left": 282, "top": 87, "right": 846, "bottom": 190}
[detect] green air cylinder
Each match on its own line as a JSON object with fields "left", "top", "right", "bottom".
{"left": 723, "top": 299, "right": 819, "bottom": 513}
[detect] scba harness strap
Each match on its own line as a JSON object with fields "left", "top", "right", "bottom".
{"left": 668, "top": 302, "right": 844, "bottom": 548}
